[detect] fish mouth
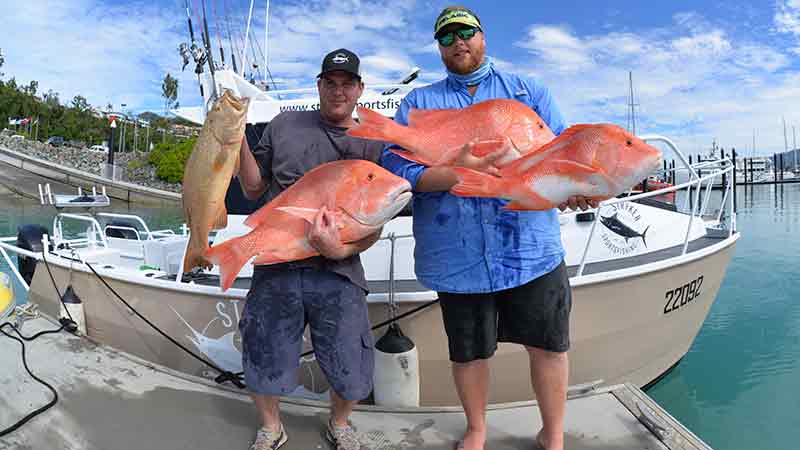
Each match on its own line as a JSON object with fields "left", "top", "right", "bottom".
{"left": 345, "top": 184, "right": 413, "bottom": 227}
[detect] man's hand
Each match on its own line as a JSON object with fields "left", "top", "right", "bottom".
{"left": 558, "top": 196, "right": 599, "bottom": 212}
{"left": 451, "top": 141, "right": 509, "bottom": 176}
{"left": 307, "top": 206, "right": 348, "bottom": 260}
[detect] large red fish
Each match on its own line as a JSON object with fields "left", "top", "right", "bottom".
{"left": 347, "top": 99, "right": 555, "bottom": 167}
{"left": 450, "top": 124, "right": 663, "bottom": 210}
{"left": 204, "top": 160, "right": 412, "bottom": 291}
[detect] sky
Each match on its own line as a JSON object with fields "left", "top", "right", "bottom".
{"left": 1, "top": 0, "right": 800, "bottom": 156}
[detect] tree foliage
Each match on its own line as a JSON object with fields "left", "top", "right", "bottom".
{"left": 161, "top": 73, "right": 179, "bottom": 115}
{"left": 0, "top": 52, "right": 193, "bottom": 155}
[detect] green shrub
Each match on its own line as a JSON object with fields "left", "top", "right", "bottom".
{"left": 151, "top": 137, "right": 197, "bottom": 184}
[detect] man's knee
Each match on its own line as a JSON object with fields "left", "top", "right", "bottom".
{"left": 525, "top": 345, "right": 567, "bottom": 361}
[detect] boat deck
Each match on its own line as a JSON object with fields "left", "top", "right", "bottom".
{"left": 0, "top": 315, "right": 713, "bottom": 450}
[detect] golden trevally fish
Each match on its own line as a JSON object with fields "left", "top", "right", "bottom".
{"left": 181, "top": 90, "right": 249, "bottom": 272}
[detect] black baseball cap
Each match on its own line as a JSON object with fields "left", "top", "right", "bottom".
{"left": 317, "top": 48, "right": 361, "bottom": 79}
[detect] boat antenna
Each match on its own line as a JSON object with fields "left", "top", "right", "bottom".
{"left": 264, "top": 0, "right": 270, "bottom": 82}
{"left": 222, "top": 0, "right": 239, "bottom": 73}
{"left": 241, "top": 0, "right": 256, "bottom": 78}
{"left": 212, "top": 0, "right": 226, "bottom": 67}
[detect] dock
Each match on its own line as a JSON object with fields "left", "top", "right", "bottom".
{"left": 0, "top": 145, "right": 180, "bottom": 205}
{"left": 0, "top": 314, "right": 714, "bottom": 450}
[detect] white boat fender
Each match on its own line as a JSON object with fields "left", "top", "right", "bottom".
{"left": 372, "top": 323, "right": 420, "bottom": 407}
{"left": 59, "top": 285, "right": 86, "bottom": 335}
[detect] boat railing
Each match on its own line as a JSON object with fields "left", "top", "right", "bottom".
{"left": 575, "top": 135, "right": 735, "bottom": 277}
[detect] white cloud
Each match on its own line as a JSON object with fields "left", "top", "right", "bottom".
{"left": 775, "top": 0, "right": 800, "bottom": 35}
{"left": 512, "top": 11, "right": 799, "bottom": 154}
{"left": 0, "top": 0, "right": 430, "bottom": 112}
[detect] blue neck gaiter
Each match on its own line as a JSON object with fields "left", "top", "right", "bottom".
{"left": 447, "top": 57, "right": 493, "bottom": 87}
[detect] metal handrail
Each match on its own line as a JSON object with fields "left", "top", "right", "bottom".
{"left": 96, "top": 213, "right": 153, "bottom": 240}
{"left": 52, "top": 213, "right": 109, "bottom": 249}
{"left": 575, "top": 144, "right": 735, "bottom": 277}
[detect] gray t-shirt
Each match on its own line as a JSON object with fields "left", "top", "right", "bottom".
{"left": 251, "top": 110, "right": 385, "bottom": 291}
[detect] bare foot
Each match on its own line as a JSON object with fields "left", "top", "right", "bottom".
{"left": 535, "top": 429, "right": 563, "bottom": 450}
{"left": 458, "top": 428, "right": 487, "bottom": 450}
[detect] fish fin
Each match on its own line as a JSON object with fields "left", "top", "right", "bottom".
{"left": 550, "top": 159, "right": 599, "bottom": 176}
{"left": 389, "top": 149, "right": 432, "bottom": 166}
{"left": 213, "top": 149, "right": 230, "bottom": 171}
{"left": 348, "top": 107, "right": 406, "bottom": 145}
{"left": 407, "top": 108, "right": 455, "bottom": 128}
{"left": 204, "top": 237, "right": 251, "bottom": 292}
{"left": 251, "top": 252, "right": 285, "bottom": 266}
{"left": 213, "top": 205, "right": 228, "bottom": 230}
{"left": 504, "top": 201, "right": 529, "bottom": 210}
{"left": 557, "top": 124, "right": 594, "bottom": 138}
{"left": 244, "top": 204, "right": 271, "bottom": 228}
{"left": 275, "top": 206, "right": 319, "bottom": 224}
{"left": 450, "top": 168, "right": 511, "bottom": 199}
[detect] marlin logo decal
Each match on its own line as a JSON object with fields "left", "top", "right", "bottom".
{"left": 171, "top": 306, "right": 243, "bottom": 373}
{"left": 600, "top": 212, "right": 649, "bottom": 247}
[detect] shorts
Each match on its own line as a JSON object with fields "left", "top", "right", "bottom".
{"left": 239, "top": 266, "right": 374, "bottom": 400}
{"left": 437, "top": 261, "right": 571, "bottom": 363}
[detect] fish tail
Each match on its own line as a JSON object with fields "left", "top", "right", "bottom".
{"left": 204, "top": 237, "right": 250, "bottom": 292}
{"left": 348, "top": 106, "right": 407, "bottom": 145}
{"left": 450, "top": 168, "right": 509, "bottom": 198}
{"left": 641, "top": 225, "right": 650, "bottom": 247}
{"left": 183, "top": 237, "right": 211, "bottom": 273}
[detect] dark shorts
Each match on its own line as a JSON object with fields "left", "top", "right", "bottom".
{"left": 239, "top": 266, "right": 374, "bottom": 400}
{"left": 438, "top": 261, "right": 571, "bottom": 363}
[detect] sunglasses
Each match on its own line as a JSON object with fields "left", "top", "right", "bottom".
{"left": 437, "top": 27, "right": 478, "bottom": 47}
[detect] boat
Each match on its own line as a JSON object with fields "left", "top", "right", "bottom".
{"left": 0, "top": 73, "right": 739, "bottom": 406}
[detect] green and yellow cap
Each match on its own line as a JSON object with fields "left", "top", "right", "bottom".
{"left": 434, "top": 6, "right": 482, "bottom": 38}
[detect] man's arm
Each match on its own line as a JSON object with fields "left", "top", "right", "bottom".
{"left": 238, "top": 137, "right": 266, "bottom": 199}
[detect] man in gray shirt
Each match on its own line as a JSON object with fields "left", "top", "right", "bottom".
{"left": 236, "top": 48, "right": 384, "bottom": 450}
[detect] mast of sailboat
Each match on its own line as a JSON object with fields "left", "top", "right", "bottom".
{"left": 627, "top": 71, "right": 637, "bottom": 136}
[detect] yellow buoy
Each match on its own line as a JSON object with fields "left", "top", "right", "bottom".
{"left": 0, "top": 272, "right": 14, "bottom": 320}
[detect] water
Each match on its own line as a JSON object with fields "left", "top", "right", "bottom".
{"left": 1, "top": 181, "right": 798, "bottom": 448}
{"left": 649, "top": 183, "right": 800, "bottom": 449}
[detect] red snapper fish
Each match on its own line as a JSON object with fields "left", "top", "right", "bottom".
{"left": 346, "top": 99, "right": 555, "bottom": 167}
{"left": 450, "top": 124, "right": 663, "bottom": 210}
{"left": 204, "top": 160, "right": 412, "bottom": 291}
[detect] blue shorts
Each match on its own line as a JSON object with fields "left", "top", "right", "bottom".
{"left": 239, "top": 266, "right": 374, "bottom": 400}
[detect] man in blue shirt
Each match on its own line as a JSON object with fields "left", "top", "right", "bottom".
{"left": 381, "top": 6, "right": 594, "bottom": 450}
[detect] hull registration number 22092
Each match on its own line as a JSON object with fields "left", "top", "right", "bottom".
{"left": 663, "top": 275, "right": 704, "bottom": 314}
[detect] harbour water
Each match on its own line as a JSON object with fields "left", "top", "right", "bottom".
{"left": 1, "top": 183, "right": 798, "bottom": 449}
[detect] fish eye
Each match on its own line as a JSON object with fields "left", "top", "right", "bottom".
{"left": 626, "top": 139, "right": 632, "bottom": 146}
{"left": 367, "top": 173, "right": 375, "bottom": 181}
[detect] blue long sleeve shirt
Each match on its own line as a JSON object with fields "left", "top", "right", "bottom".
{"left": 380, "top": 66, "right": 567, "bottom": 293}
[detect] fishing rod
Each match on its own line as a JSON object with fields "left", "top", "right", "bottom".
{"left": 180, "top": 0, "right": 207, "bottom": 99}
{"left": 201, "top": 0, "right": 219, "bottom": 102}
